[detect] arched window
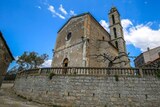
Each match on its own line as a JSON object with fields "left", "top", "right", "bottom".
{"left": 115, "top": 41, "right": 118, "bottom": 49}
{"left": 112, "top": 15, "right": 115, "bottom": 24}
{"left": 113, "top": 28, "right": 117, "bottom": 38}
{"left": 108, "top": 61, "right": 113, "bottom": 67}
{"left": 102, "top": 36, "right": 105, "bottom": 40}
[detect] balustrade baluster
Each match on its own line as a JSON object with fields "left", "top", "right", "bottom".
{"left": 60, "top": 68, "right": 62, "bottom": 74}
{"left": 128, "top": 69, "right": 130, "bottom": 75}
{"left": 117, "top": 68, "right": 119, "bottom": 75}
{"left": 81, "top": 68, "right": 83, "bottom": 75}
{"left": 79, "top": 68, "right": 81, "bottom": 74}
{"left": 131, "top": 69, "right": 134, "bottom": 76}
{"left": 79, "top": 68, "right": 81, "bottom": 75}
{"left": 93, "top": 68, "right": 95, "bottom": 75}
{"left": 102, "top": 68, "right": 104, "bottom": 75}
{"left": 68, "top": 68, "right": 70, "bottom": 74}
{"left": 54, "top": 69, "right": 56, "bottom": 74}
{"left": 56, "top": 69, "right": 58, "bottom": 74}
{"left": 77, "top": 68, "right": 80, "bottom": 75}
{"left": 105, "top": 68, "right": 107, "bottom": 75}
{"left": 88, "top": 68, "right": 91, "bottom": 75}
{"left": 85, "top": 68, "right": 87, "bottom": 75}
{"left": 147, "top": 69, "right": 151, "bottom": 75}
{"left": 107, "top": 68, "right": 110, "bottom": 75}
{"left": 147, "top": 69, "right": 150, "bottom": 75}
{"left": 96, "top": 68, "right": 98, "bottom": 75}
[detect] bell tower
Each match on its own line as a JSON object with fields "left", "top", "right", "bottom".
{"left": 108, "top": 7, "right": 130, "bottom": 67}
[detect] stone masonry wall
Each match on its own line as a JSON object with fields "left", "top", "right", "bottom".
{"left": 14, "top": 68, "right": 160, "bottom": 107}
{"left": 88, "top": 15, "right": 118, "bottom": 67}
{"left": 0, "top": 34, "right": 13, "bottom": 87}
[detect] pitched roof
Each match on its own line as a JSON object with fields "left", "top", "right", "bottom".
{"left": 143, "top": 46, "right": 160, "bottom": 54}
{"left": 134, "top": 46, "right": 160, "bottom": 61}
{"left": 0, "top": 31, "right": 14, "bottom": 60}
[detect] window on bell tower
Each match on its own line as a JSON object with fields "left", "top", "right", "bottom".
{"left": 115, "top": 41, "right": 118, "bottom": 49}
{"left": 113, "top": 28, "right": 117, "bottom": 38}
{"left": 112, "top": 15, "right": 115, "bottom": 24}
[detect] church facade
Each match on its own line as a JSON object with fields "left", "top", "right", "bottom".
{"left": 52, "top": 7, "right": 130, "bottom": 67}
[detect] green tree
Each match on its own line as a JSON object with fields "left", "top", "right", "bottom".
{"left": 16, "top": 51, "right": 48, "bottom": 70}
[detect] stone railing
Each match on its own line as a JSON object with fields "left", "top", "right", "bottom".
{"left": 17, "top": 67, "right": 160, "bottom": 77}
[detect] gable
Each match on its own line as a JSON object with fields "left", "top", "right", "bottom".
{"left": 58, "top": 13, "right": 89, "bottom": 33}
{"left": 58, "top": 13, "right": 114, "bottom": 43}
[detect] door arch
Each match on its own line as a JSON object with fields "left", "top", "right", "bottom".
{"left": 63, "top": 58, "right": 69, "bottom": 67}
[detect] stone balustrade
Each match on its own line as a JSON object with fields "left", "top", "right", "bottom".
{"left": 18, "top": 67, "right": 160, "bottom": 77}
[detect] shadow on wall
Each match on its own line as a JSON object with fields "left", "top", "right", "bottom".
{"left": 4, "top": 74, "right": 16, "bottom": 81}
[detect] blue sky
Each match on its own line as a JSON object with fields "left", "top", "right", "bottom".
{"left": 0, "top": 0, "right": 160, "bottom": 68}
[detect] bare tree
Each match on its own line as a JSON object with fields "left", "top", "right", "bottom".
{"left": 90, "top": 52, "right": 130, "bottom": 67}
{"left": 144, "top": 59, "right": 160, "bottom": 68}
{"left": 87, "top": 37, "right": 131, "bottom": 67}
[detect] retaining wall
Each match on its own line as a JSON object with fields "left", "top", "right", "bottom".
{"left": 14, "top": 67, "right": 160, "bottom": 107}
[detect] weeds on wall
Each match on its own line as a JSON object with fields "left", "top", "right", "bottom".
{"left": 155, "top": 70, "right": 160, "bottom": 79}
{"left": 114, "top": 75, "right": 119, "bottom": 81}
{"left": 49, "top": 72, "right": 55, "bottom": 80}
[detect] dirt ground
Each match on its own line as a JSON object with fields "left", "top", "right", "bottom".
{"left": 0, "top": 83, "right": 50, "bottom": 107}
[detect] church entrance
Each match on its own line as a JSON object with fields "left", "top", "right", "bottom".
{"left": 62, "top": 58, "right": 68, "bottom": 74}
{"left": 63, "top": 58, "right": 69, "bottom": 67}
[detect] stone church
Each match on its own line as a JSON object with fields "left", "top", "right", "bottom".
{"left": 52, "top": 7, "right": 130, "bottom": 67}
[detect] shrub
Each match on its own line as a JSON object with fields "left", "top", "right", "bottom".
{"left": 114, "top": 75, "right": 119, "bottom": 81}
{"left": 49, "top": 72, "right": 55, "bottom": 80}
{"left": 156, "top": 70, "right": 160, "bottom": 79}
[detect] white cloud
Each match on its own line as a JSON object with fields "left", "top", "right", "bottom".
{"left": 99, "top": 19, "right": 160, "bottom": 52}
{"left": 14, "top": 56, "right": 19, "bottom": 61}
{"left": 36, "top": 6, "right": 42, "bottom": 9}
{"left": 99, "top": 20, "right": 110, "bottom": 32}
{"left": 48, "top": 5, "right": 56, "bottom": 13}
{"left": 48, "top": 5, "right": 65, "bottom": 19}
{"left": 121, "top": 19, "right": 160, "bottom": 52}
{"left": 121, "top": 19, "right": 133, "bottom": 29}
{"left": 55, "top": 13, "right": 65, "bottom": 19}
{"left": 70, "top": 10, "right": 76, "bottom": 16}
{"left": 59, "top": 4, "right": 68, "bottom": 15}
{"left": 41, "top": 59, "right": 52, "bottom": 67}
{"left": 47, "top": 4, "right": 77, "bottom": 19}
